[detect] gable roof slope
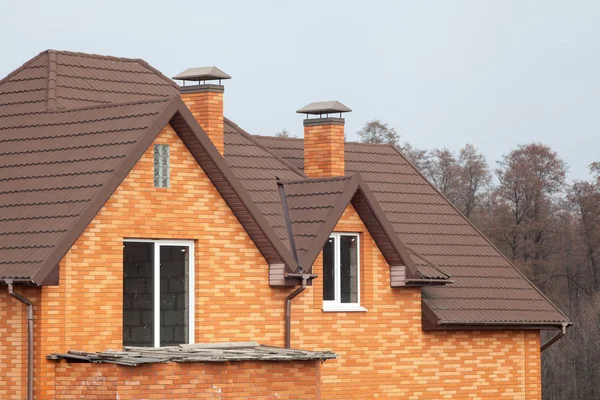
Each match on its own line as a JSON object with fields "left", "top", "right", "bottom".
{"left": 250, "top": 135, "right": 570, "bottom": 328}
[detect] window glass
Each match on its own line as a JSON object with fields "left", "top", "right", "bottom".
{"left": 123, "top": 242, "right": 154, "bottom": 347}
{"left": 322, "top": 233, "right": 360, "bottom": 309}
{"left": 154, "top": 144, "right": 170, "bottom": 188}
{"left": 340, "top": 235, "right": 358, "bottom": 303}
{"left": 159, "top": 246, "right": 189, "bottom": 346}
{"left": 323, "top": 237, "right": 336, "bottom": 301}
{"left": 123, "top": 240, "right": 192, "bottom": 347}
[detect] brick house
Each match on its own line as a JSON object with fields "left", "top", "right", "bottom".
{"left": 0, "top": 50, "right": 570, "bottom": 399}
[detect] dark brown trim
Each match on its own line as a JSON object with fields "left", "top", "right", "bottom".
{"left": 303, "top": 118, "right": 345, "bottom": 127}
{"left": 277, "top": 180, "right": 300, "bottom": 268}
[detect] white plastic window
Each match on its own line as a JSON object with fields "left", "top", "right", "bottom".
{"left": 322, "top": 233, "right": 366, "bottom": 312}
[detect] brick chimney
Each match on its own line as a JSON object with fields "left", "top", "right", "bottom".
{"left": 297, "top": 101, "right": 352, "bottom": 177}
{"left": 172, "top": 67, "right": 231, "bottom": 155}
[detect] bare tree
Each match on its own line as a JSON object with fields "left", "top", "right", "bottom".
{"left": 356, "top": 119, "right": 429, "bottom": 171}
{"left": 357, "top": 120, "right": 400, "bottom": 145}
{"left": 421, "top": 148, "right": 461, "bottom": 203}
{"left": 492, "top": 143, "right": 567, "bottom": 285}
{"left": 456, "top": 144, "right": 491, "bottom": 218}
{"left": 275, "top": 128, "right": 294, "bottom": 138}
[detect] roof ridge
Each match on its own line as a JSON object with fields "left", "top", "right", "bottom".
{"left": 136, "top": 58, "right": 180, "bottom": 90}
{"left": 48, "top": 96, "right": 174, "bottom": 114}
{"left": 50, "top": 49, "right": 149, "bottom": 64}
{"left": 46, "top": 50, "right": 58, "bottom": 111}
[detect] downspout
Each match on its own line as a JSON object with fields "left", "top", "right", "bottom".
{"left": 285, "top": 276, "right": 308, "bottom": 349}
{"left": 278, "top": 178, "right": 311, "bottom": 349}
{"left": 6, "top": 280, "right": 34, "bottom": 400}
{"left": 541, "top": 323, "right": 568, "bottom": 352}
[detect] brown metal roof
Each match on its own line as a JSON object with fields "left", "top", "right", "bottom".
{"left": 249, "top": 135, "right": 570, "bottom": 328}
{"left": 0, "top": 50, "right": 178, "bottom": 116}
{"left": 1, "top": 50, "right": 569, "bottom": 328}
{"left": 0, "top": 51, "right": 297, "bottom": 284}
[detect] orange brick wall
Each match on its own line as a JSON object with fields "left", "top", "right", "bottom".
{"left": 33, "top": 124, "right": 291, "bottom": 399}
{"left": 304, "top": 122, "right": 345, "bottom": 177}
{"left": 292, "top": 205, "right": 542, "bottom": 399}
{"left": 19, "top": 123, "right": 542, "bottom": 399}
{"left": 181, "top": 90, "right": 225, "bottom": 154}
{"left": 53, "top": 360, "right": 321, "bottom": 399}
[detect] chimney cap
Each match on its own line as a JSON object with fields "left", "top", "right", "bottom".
{"left": 296, "top": 101, "right": 352, "bottom": 115}
{"left": 172, "top": 66, "right": 231, "bottom": 82}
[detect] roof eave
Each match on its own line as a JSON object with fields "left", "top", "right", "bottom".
{"left": 405, "top": 278, "right": 454, "bottom": 286}
{"left": 432, "top": 321, "right": 572, "bottom": 331}
{"left": 421, "top": 301, "right": 572, "bottom": 331}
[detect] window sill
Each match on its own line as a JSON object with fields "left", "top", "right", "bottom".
{"left": 322, "top": 305, "right": 368, "bottom": 313}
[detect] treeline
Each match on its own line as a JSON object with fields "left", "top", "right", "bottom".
{"left": 358, "top": 120, "right": 600, "bottom": 399}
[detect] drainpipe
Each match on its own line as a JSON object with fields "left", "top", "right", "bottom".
{"left": 541, "top": 323, "right": 568, "bottom": 352}
{"left": 7, "top": 280, "right": 34, "bottom": 400}
{"left": 285, "top": 276, "right": 308, "bottom": 349}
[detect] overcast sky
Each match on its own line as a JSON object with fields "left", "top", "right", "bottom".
{"left": 2, "top": 1, "right": 599, "bottom": 181}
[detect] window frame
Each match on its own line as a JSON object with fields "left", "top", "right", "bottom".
{"left": 322, "top": 232, "right": 367, "bottom": 312}
{"left": 123, "top": 239, "right": 195, "bottom": 347}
